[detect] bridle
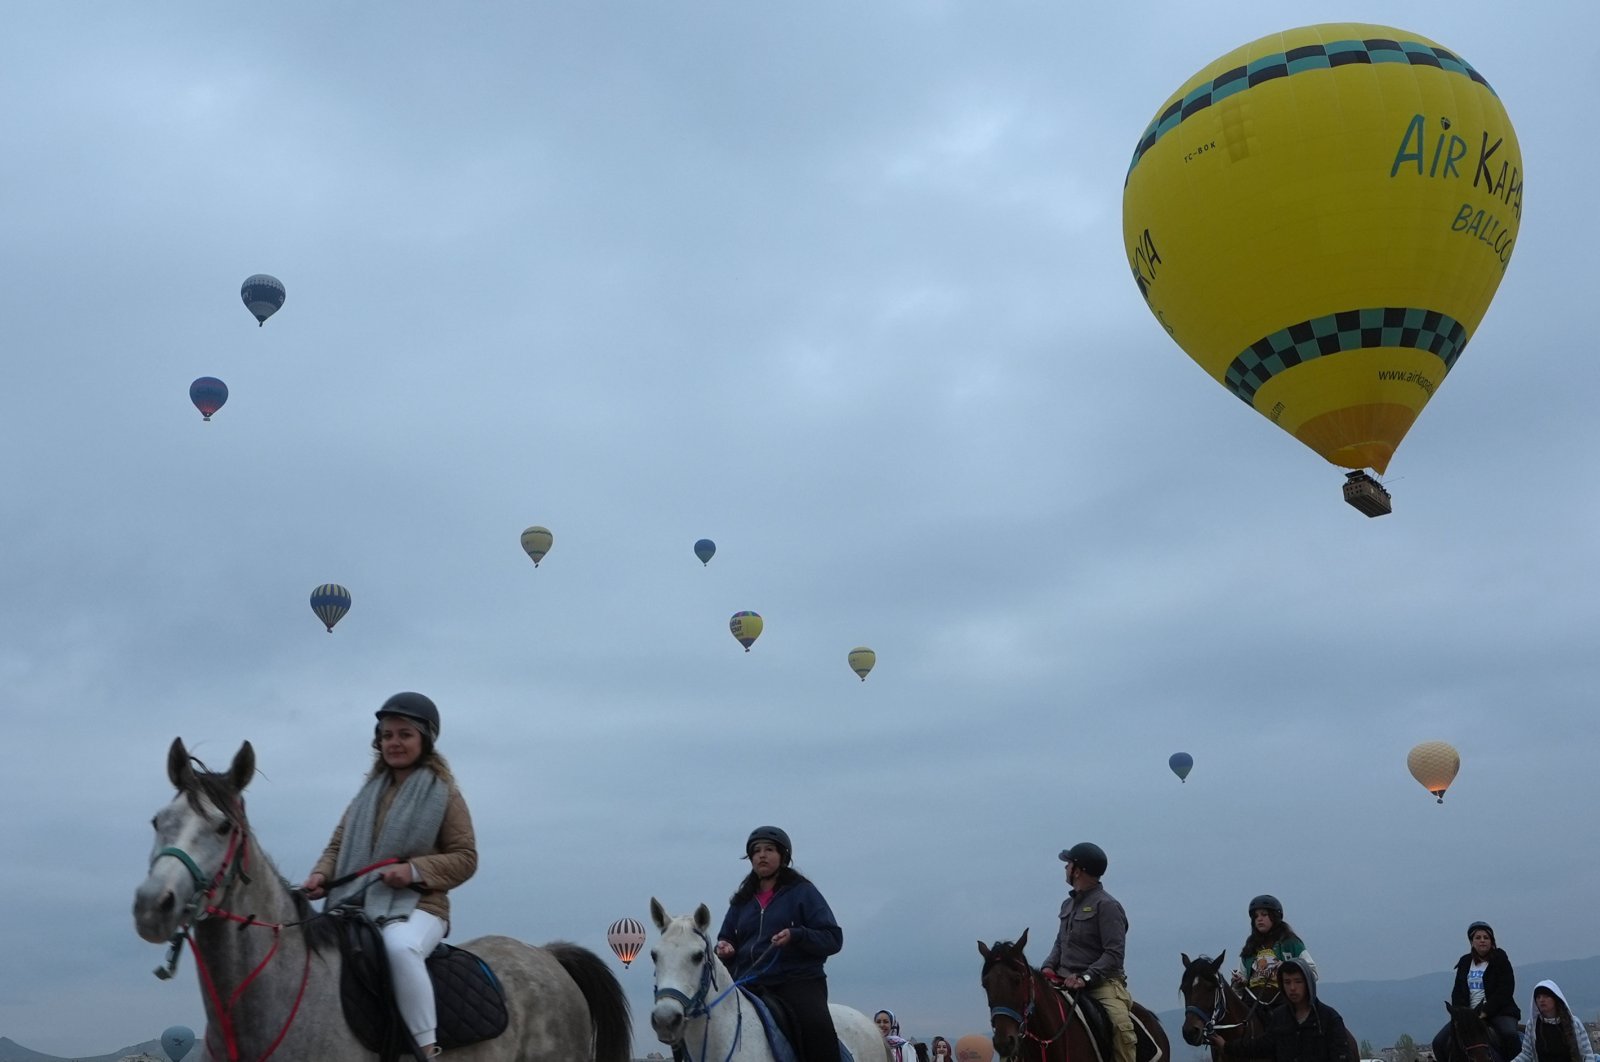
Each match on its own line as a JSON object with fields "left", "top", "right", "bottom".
{"left": 986, "top": 952, "right": 1071, "bottom": 1057}
{"left": 1182, "top": 970, "right": 1247, "bottom": 1043}
{"left": 652, "top": 927, "right": 746, "bottom": 1062}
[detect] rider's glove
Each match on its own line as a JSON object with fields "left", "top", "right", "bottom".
{"left": 1042, "top": 967, "right": 1063, "bottom": 984}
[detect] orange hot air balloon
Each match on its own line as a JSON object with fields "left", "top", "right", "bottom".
{"left": 1407, "top": 740, "right": 1460, "bottom": 803}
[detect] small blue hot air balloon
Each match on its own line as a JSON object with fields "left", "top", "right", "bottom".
{"left": 241, "top": 274, "right": 286, "bottom": 326}
{"left": 161, "top": 1025, "right": 196, "bottom": 1061}
{"left": 694, "top": 538, "right": 716, "bottom": 566}
{"left": 189, "top": 377, "right": 228, "bottom": 421}
{"left": 1169, "top": 752, "right": 1194, "bottom": 783}
{"left": 310, "top": 583, "right": 351, "bottom": 633}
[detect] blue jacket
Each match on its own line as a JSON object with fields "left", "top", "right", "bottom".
{"left": 717, "top": 877, "right": 842, "bottom": 984}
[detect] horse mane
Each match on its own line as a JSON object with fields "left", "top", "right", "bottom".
{"left": 1182, "top": 956, "right": 1221, "bottom": 992}
{"left": 983, "top": 939, "right": 1026, "bottom": 974}
{"left": 176, "top": 753, "right": 246, "bottom": 821}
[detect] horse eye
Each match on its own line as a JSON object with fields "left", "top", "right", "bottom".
{"left": 692, "top": 950, "right": 704, "bottom": 963}
{"left": 217, "top": 820, "right": 233, "bottom": 835}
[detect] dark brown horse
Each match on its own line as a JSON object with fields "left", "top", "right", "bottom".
{"left": 1443, "top": 1003, "right": 1514, "bottom": 1062}
{"left": 1178, "top": 952, "right": 1358, "bottom": 1062}
{"left": 978, "top": 930, "right": 1170, "bottom": 1062}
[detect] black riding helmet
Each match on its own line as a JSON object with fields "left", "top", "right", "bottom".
{"left": 1058, "top": 842, "right": 1108, "bottom": 877}
{"left": 1467, "top": 921, "right": 1496, "bottom": 946}
{"left": 375, "top": 691, "right": 440, "bottom": 743}
{"left": 745, "top": 826, "right": 792, "bottom": 865}
{"left": 1249, "top": 895, "right": 1284, "bottom": 921}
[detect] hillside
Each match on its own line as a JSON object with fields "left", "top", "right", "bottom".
{"left": 0, "top": 1038, "right": 162, "bottom": 1062}
{"left": 1157, "top": 955, "right": 1600, "bottom": 1048}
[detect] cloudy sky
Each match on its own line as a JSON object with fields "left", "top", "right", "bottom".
{"left": 2, "top": 2, "right": 1595, "bottom": 1057}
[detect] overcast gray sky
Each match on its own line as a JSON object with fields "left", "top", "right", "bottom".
{"left": 3, "top": 2, "right": 1596, "bottom": 1057}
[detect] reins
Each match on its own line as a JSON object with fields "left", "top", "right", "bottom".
{"left": 653, "top": 927, "right": 782, "bottom": 1062}
{"left": 987, "top": 954, "right": 1072, "bottom": 1058}
{"left": 1183, "top": 974, "right": 1248, "bottom": 1043}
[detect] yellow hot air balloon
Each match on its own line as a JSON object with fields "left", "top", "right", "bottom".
{"left": 729, "top": 611, "right": 763, "bottom": 652}
{"left": 1407, "top": 740, "right": 1460, "bottom": 803}
{"left": 1123, "top": 25, "right": 1522, "bottom": 513}
{"left": 520, "top": 526, "right": 553, "bottom": 567}
{"left": 847, "top": 647, "right": 876, "bottom": 682}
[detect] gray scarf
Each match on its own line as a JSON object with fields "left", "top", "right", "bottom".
{"left": 327, "top": 766, "right": 449, "bottom": 924}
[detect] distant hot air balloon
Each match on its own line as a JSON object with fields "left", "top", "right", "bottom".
{"left": 240, "top": 274, "right": 286, "bottom": 326}
{"left": 1169, "top": 752, "right": 1194, "bottom": 783}
{"left": 847, "top": 647, "right": 876, "bottom": 681}
{"left": 189, "top": 377, "right": 228, "bottom": 421}
{"left": 694, "top": 538, "right": 716, "bottom": 566}
{"left": 607, "top": 917, "right": 646, "bottom": 969}
{"left": 1407, "top": 740, "right": 1460, "bottom": 803}
{"left": 1123, "top": 25, "right": 1522, "bottom": 512}
{"left": 956, "top": 1034, "right": 997, "bottom": 1062}
{"left": 729, "top": 611, "right": 763, "bottom": 652}
{"left": 161, "top": 1025, "right": 196, "bottom": 1062}
{"left": 310, "top": 583, "right": 351, "bottom": 633}
{"left": 520, "top": 526, "right": 553, "bottom": 567}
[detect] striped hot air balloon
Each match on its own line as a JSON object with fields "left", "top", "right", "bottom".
{"left": 607, "top": 917, "right": 646, "bottom": 969}
{"left": 310, "top": 583, "right": 351, "bottom": 633}
{"left": 241, "top": 274, "right": 286, "bottom": 326}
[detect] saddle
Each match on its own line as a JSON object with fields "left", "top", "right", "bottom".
{"left": 1051, "top": 985, "right": 1166, "bottom": 1062}
{"left": 331, "top": 908, "right": 510, "bottom": 1062}
{"left": 736, "top": 987, "right": 855, "bottom": 1062}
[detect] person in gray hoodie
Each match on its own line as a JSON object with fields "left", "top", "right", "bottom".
{"left": 1212, "top": 958, "right": 1353, "bottom": 1062}
{"left": 1509, "top": 981, "right": 1596, "bottom": 1062}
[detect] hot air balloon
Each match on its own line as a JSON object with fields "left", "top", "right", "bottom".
{"left": 520, "top": 526, "right": 553, "bottom": 567}
{"left": 956, "top": 1034, "right": 997, "bottom": 1062}
{"left": 1123, "top": 25, "right": 1522, "bottom": 515}
{"left": 310, "top": 583, "right": 351, "bottom": 633}
{"left": 1407, "top": 740, "right": 1460, "bottom": 803}
{"left": 189, "top": 377, "right": 228, "bottom": 421}
{"left": 1169, "top": 752, "right": 1194, "bottom": 783}
{"left": 694, "top": 538, "right": 716, "bottom": 566}
{"left": 240, "top": 274, "right": 286, "bottom": 326}
{"left": 847, "top": 647, "right": 876, "bottom": 681}
{"left": 607, "top": 917, "right": 646, "bottom": 969}
{"left": 161, "top": 1025, "right": 196, "bottom": 1061}
{"left": 729, "top": 611, "right": 762, "bottom": 651}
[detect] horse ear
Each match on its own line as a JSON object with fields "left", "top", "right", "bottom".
{"left": 694, "top": 903, "right": 712, "bottom": 931}
{"left": 650, "top": 897, "right": 669, "bottom": 932}
{"left": 1182, "top": 952, "right": 1192, "bottom": 967}
{"left": 1017, "top": 927, "right": 1030, "bottom": 951}
{"left": 979, "top": 940, "right": 992, "bottom": 959}
{"left": 1213, "top": 951, "right": 1228, "bottom": 969}
{"left": 229, "top": 741, "right": 256, "bottom": 792}
{"left": 168, "top": 738, "right": 194, "bottom": 790}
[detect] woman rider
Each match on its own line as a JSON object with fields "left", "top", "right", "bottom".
{"left": 1431, "top": 921, "right": 1521, "bottom": 1062}
{"left": 1235, "top": 895, "right": 1317, "bottom": 1006}
{"left": 715, "top": 826, "right": 842, "bottom": 1062}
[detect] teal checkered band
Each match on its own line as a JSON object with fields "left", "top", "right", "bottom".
{"left": 1127, "top": 36, "right": 1495, "bottom": 180}
{"left": 1225, "top": 307, "right": 1468, "bottom": 404}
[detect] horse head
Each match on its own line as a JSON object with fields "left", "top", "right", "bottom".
{"left": 648, "top": 898, "right": 722, "bottom": 1047}
{"left": 1179, "top": 951, "right": 1229, "bottom": 1046}
{"left": 134, "top": 738, "right": 256, "bottom": 945}
{"left": 1446, "top": 1003, "right": 1502, "bottom": 1062}
{"left": 978, "top": 930, "right": 1036, "bottom": 1060}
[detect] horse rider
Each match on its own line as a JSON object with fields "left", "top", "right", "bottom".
{"left": 1234, "top": 895, "right": 1317, "bottom": 1014}
{"left": 1212, "top": 958, "right": 1352, "bottom": 1062}
{"left": 1041, "top": 842, "right": 1137, "bottom": 1062}
{"left": 1431, "top": 921, "right": 1521, "bottom": 1062}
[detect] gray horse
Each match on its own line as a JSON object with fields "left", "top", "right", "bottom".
{"left": 133, "top": 738, "right": 631, "bottom": 1062}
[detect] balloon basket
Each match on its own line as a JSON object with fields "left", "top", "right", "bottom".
{"left": 1342, "top": 471, "right": 1392, "bottom": 518}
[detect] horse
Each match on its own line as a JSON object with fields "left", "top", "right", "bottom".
{"left": 133, "top": 738, "right": 632, "bottom": 1062}
{"left": 978, "top": 930, "right": 1169, "bottom": 1062}
{"left": 1442, "top": 1003, "right": 1515, "bottom": 1062}
{"left": 647, "top": 899, "right": 888, "bottom": 1062}
{"left": 1178, "top": 951, "right": 1359, "bottom": 1062}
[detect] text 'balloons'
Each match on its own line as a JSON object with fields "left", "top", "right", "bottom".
{"left": 520, "top": 526, "right": 553, "bottom": 567}
{"left": 240, "top": 274, "right": 286, "bottom": 326}
{"left": 189, "top": 377, "right": 228, "bottom": 421}
{"left": 310, "top": 584, "right": 351, "bottom": 633}
{"left": 729, "top": 611, "right": 762, "bottom": 652}
{"left": 1407, "top": 740, "right": 1460, "bottom": 803}
{"left": 1169, "top": 752, "right": 1193, "bottom": 782}
{"left": 607, "top": 917, "right": 645, "bottom": 968}
{"left": 847, "top": 647, "right": 875, "bottom": 681}
{"left": 694, "top": 538, "right": 716, "bottom": 565}
{"left": 1122, "top": 24, "right": 1521, "bottom": 478}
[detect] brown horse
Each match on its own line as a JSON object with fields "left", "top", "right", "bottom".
{"left": 1443, "top": 1003, "right": 1515, "bottom": 1062}
{"left": 978, "top": 930, "right": 1169, "bottom": 1062}
{"left": 1178, "top": 952, "right": 1359, "bottom": 1062}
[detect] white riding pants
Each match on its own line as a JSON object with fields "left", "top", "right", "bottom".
{"left": 381, "top": 910, "right": 446, "bottom": 1047}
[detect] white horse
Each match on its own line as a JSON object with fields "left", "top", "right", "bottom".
{"left": 648, "top": 899, "right": 889, "bottom": 1062}
{"left": 133, "top": 738, "right": 632, "bottom": 1062}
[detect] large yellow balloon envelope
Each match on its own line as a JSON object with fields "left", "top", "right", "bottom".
{"left": 1407, "top": 740, "right": 1460, "bottom": 803}
{"left": 1123, "top": 25, "right": 1522, "bottom": 474}
{"left": 847, "top": 647, "right": 876, "bottom": 681}
{"left": 520, "top": 526, "right": 553, "bottom": 567}
{"left": 729, "top": 611, "right": 763, "bottom": 652}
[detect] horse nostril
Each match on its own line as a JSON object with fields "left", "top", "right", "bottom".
{"left": 159, "top": 892, "right": 176, "bottom": 912}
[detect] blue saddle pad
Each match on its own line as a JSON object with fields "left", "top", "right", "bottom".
{"left": 739, "top": 987, "right": 854, "bottom": 1062}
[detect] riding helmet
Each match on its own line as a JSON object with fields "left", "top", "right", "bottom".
{"left": 1058, "top": 842, "right": 1108, "bottom": 877}
{"left": 1467, "top": 921, "right": 1496, "bottom": 945}
{"left": 1249, "top": 895, "right": 1284, "bottom": 920}
{"left": 745, "top": 825, "right": 792, "bottom": 864}
{"left": 375, "top": 691, "right": 440, "bottom": 741}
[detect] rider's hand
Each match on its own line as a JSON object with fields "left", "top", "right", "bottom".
{"left": 771, "top": 928, "right": 793, "bottom": 947}
{"left": 715, "top": 940, "right": 735, "bottom": 959}
{"left": 379, "top": 863, "right": 415, "bottom": 889}
{"left": 301, "top": 872, "right": 327, "bottom": 899}
{"left": 1042, "top": 967, "right": 1063, "bottom": 984}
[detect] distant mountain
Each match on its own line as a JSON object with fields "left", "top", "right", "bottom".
{"left": 0, "top": 1036, "right": 164, "bottom": 1062}
{"left": 1156, "top": 955, "right": 1600, "bottom": 1049}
